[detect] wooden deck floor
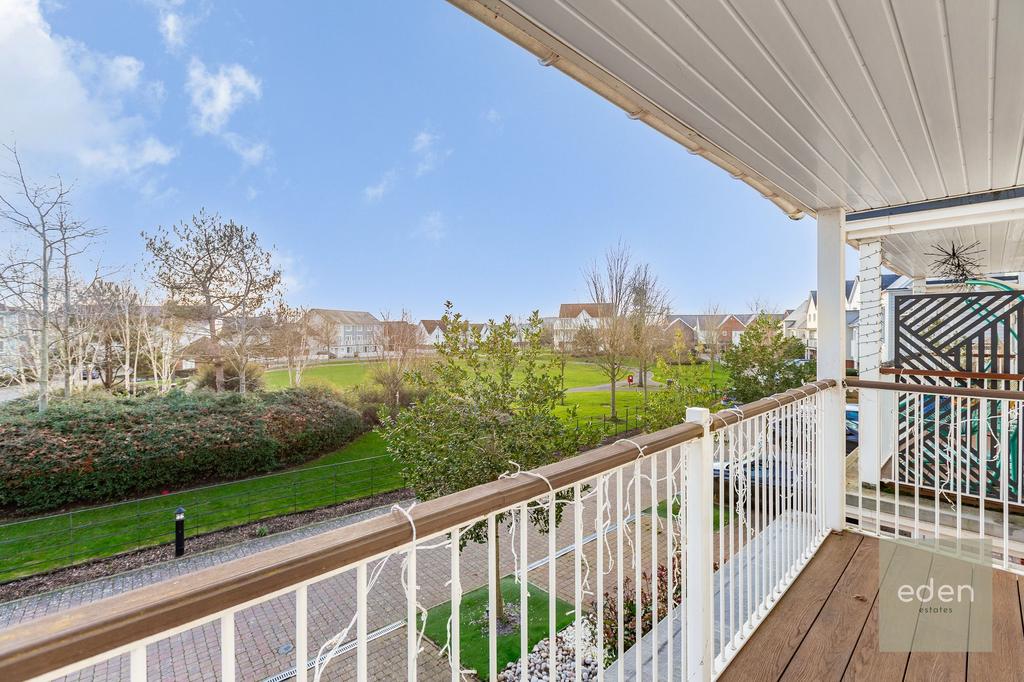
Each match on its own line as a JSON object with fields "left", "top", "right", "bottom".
{"left": 720, "top": 531, "right": 1024, "bottom": 682}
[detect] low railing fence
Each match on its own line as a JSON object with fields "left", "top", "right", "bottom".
{"left": 0, "top": 455, "right": 400, "bottom": 584}
{"left": 847, "top": 378, "right": 1024, "bottom": 572}
{"left": 0, "top": 381, "right": 836, "bottom": 682}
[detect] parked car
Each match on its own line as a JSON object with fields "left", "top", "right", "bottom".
{"left": 81, "top": 367, "right": 100, "bottom": 380}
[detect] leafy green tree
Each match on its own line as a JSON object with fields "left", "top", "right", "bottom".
{"left": 639, "top": 355, "right": 723, "bottom": 431}
{"left": 378, "top": 302, "right": 600, "bottom": 623}
{"left": 723, "top": 314, "right": 813, "bottom": 404}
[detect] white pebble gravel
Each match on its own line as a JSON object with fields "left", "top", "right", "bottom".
{"left": 496, "top": 620, "right": 600, "bottom": 682}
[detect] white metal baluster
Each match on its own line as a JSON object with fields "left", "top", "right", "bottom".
{"left": 616, "top": 468, "right": 624, "bottom": 666}
{"left": 718, "top": 427, "right": 725, "bottom": 659}
{"left": 678, "top": 439, "right": 688, "bottom": 682}
{"left": 295, "top": 585, "right": 307, "bottom": 682}
{"left": 450, "top": 529, "right": 461, "bottom": 682}
{"left": 221, "top": 612, "right": 235, "bottom": 682}
{"left": 1001, "top": 398, "right": 1010, "bottom": 568}
{"left": 408, "top": 529, "right": 419, "bottom": 682}
{"left": 955, "top": 397, "right": 963, "bottom": 553}
{"left": 981, "top": 397, "right": 989, "bottom": 546}
{"left": 520, "top": 505, "right": 529, "bottom": 682}
{"left": 488, "top": 514, "right": 497, "bottom": 681}
{"left": 666, "top": 447, "right": 674, "bottom": 680}
{"left": 650, "top": 452, "right": 658, "bottom": 681}
{"left": 760, "top": 413, "right": 768, "bottom": 617}
{"left": 129, "top": 645, "right": 146, "bottom": 682}
{"left": 596, "top": 475, "right": 605, "bottom": 682}
{"left": 357, "top": 563, "right": 368, "bottom": 682}
{"left": 574, "top": 483, "right": 584, "bottom": 682}
{"left": 784, "top": 402, "right": 793, "bottom": 582}
{"left": 729, "top": 421, "right": 738, "bottom": 645}
{"left": 549, "top": 491, "right": 557, "bottom": 677}
{"left": 729, "top": 419, "right": 737, "bottom": 647}
{"left": 634, "top": 458, "right": 642, "bottom": 677}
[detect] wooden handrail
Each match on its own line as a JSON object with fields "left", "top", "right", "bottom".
{"left": 847, "top": 378, "right": 1024, "bottom": 401}
{"left": 0, "top": 379, "right": 836, "bottom": 680}
{"left": 879, "top": 367, "right": 1024, "bottom": 381}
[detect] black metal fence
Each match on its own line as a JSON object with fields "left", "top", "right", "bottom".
{"left": 0, "top": 455, "right": 399, "bottom": 583}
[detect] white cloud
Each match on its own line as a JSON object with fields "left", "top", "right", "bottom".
{"left": 186, "top": 58, "right": 261, "bottom": 134}
{"left": 79, "top": 136, "right": 176, "bottom": 173}
{"left": 223, "top": 132, "right": 266, "bottom": 166}
{"left": 185, "top": 57, "right": 266, "bottom": 164}
{"left": 412, "top": 131, "right": 437, "bottom": 153}
{"left": 415, "top": 211, "right": 446, "bottom": 241}
{"left": 159, "top": 12, "right": 186, "bottom": 50}
{"left": 484, "top": 108, "right": 501, "bottom": 125}
{"left": 0, "top": 0, "right": 175, "bottom": 177}
{"left": 411, "top": 130, "right": 451, "bottom": 176}
{"left": 245, "top": 185, "right": 258, "bottom": 200}
{"left": 273, "top": 250, "right": 308, "bottom": 295}
{"left": 363, "top": 170, "right": 395, "bottom": 202}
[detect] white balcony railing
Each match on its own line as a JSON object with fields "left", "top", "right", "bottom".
{"left": 847, "top": 378, "right": 1024, "bottom": 573}
{"left": 0, "top": 381, "right": 836, "bottom": 682}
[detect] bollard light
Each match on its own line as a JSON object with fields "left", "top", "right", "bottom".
{"left": 174, "top": 506, "right": 186, "bottom": 557}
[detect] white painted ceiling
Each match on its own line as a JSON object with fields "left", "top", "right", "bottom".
{"left": 464, "top": 0, "right": 1024, "bottom": 216}
{"left": 872, "top": 221, "right": 1024, "bottom": 277}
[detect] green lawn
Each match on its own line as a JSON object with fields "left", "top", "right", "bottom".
{"left": 422, "top": 576, "right": 574, "bottom": 680}
{"left": 555, "top": 389, "right": 649, "bottom": 435}
{"left": 264, "top": 361, "right": 375, "bottom": 391}
{"left": 650, "top": 497, "right": 732, "bottom": 529}
{"left": 652, "top": 362, "right": 731, "bottom": 387}
{"left": 266, "top": 358, "right": 625, "bottom": 393}
{"left": 0, "top": 431, "right": 400, "bottom": 583}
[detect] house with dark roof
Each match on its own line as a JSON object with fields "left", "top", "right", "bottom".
{"left": 308, "top": 309, "right": 381, "bottom": 357}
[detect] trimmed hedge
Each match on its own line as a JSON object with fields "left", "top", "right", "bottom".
{"left": 0, "top": 387, "right": 362, "bottom": 514}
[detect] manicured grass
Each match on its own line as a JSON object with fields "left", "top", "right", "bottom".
{"left": 652, "top": 362, "right": 731, "bottom": 387}
{"left": 649, "top": 497, "right": 731, "bottom": 529}
{"left": 0, "top": 432, "right": 400, "bottom": 583}
{"left": 264, "top": 361, "right": 375, "bottom": 391}
{"left": 266, "top": 358, "right": 622, "bottom": 393}
{"left": 555, "top": 389, "right": 649, "bottom": 435}
{"left": 422, "top": 576, "right": 575, "bottom": 680}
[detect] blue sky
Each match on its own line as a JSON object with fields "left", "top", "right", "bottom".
{"left": 1, "top": 0, "right": 828, "bottom": 321}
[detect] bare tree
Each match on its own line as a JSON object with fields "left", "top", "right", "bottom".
{"left": 700, "top": 302, "right": 724, "bottom": 380}
{"left": 628, "top": 264, "right": 670, "bottom": 405}
{"left": 139, "top": 299, "right": 187, "bottom": 392}
{"left": 370, "top": 310, "right": 426, "bottom": 412}
{"left": 267, "top": 303, "right": 320, "bottom": 388}
{"left": 143, "top": 210, "right": 281, "bottom": 392}
{"left": 0, "top": 145, "right": 100, "bottom": 410}
{"left": 584, "top": 241, "right": 635, "bottom": 420}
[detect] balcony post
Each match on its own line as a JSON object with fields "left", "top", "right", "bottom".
{"left": 858, "top": 239, "right": 883, "bottom": 486}
{"left": 817, "top": 209, "right": 847, "bottom": 530}
{"left": 685, "top": 406, "right": 713, "bottom": 681}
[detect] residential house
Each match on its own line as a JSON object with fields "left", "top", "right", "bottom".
{"left": 550, "top": 302, "right": 611, "bottom": 350}
{"left": 308, "top": 309, "right": 381, "bottom": 357}
{"left": 418, "top": 319, "right": 446, "bottom": 346}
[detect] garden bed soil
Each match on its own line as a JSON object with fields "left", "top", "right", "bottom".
{"left": 0, "top": 488, "right": 411, "bottom": 604}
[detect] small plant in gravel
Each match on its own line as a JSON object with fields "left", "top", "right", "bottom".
{"left": 593, "top": 548, "right": 682, "bottom": 666}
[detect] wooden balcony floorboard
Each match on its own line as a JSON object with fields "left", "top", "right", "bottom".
{"left": 720, "top": 531, "right": 1024, "bottom": 682}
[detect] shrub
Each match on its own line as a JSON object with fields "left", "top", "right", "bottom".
{"left": 0, "top": 387, "right": 362, "bottom": 514}
{"left": 593, "top": 550, "right": 682, "bottom": 666}
{"left": 194, "top": 363, "right": 264, "bottom": 392}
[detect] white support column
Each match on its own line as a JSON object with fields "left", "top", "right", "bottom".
{"left": 817, "top": 209, "right": 847, "bottom": 530}
{"left": 685, "top": 407, "right": 713, "bottom": 682}
{"left": 858, "top": 240, "right": 883, "bottom": 486}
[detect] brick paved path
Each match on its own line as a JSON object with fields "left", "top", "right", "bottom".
{"left": 1, "top": 449, "right": 757, "bottom": 682}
